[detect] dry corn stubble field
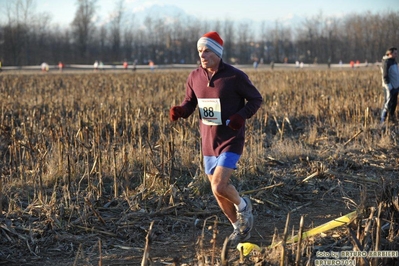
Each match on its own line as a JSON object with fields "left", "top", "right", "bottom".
{"left": 0, "top": 67, "right": 398, "bottom": 266}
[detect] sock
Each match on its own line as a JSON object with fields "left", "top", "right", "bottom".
{"left": 232, "top": 220, "right": 240, "bottom": 230}
{"left": 234, "top": 197, "right": 247, "bottom": 212}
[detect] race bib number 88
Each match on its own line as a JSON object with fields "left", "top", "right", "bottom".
{"left": 198, "top": 98, "right": 222, "bottom": 126}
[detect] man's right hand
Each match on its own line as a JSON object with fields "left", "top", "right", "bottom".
{"left": 169, "top": 106, "right": 185, "bottom": 121}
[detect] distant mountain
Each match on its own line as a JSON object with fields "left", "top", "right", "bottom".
{"left": 97, "top": 4, "right": 307, "bottom": 36}
{"left": 123, "top": 4, "right": 189, "bottom": 25}
{"left": 136, "top": 4, "right": 187, "bottom": 19}
{"left": 125, "top": 4, "right": 306, "bottom": 27}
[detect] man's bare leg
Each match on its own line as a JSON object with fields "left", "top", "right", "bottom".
{"left": 207, "top": 165, "right": 254, "bottom": 248}
{"left": 207, "top": 166, "right": 241, "bottom": 223}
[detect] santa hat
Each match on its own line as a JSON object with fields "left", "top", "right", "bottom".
{"left": 197, "top": 31, "right": 223, "bottom": 58}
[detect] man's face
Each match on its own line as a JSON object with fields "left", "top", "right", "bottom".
{"left": 198, "top": 46, "right": 220, "bottom": 69}
{"left": 391, "top": 50, "right": 398, "bottom": 58}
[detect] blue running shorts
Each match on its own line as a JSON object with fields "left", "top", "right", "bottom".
{"left": 204, "top": 152, "right": 240, "bottom": 175}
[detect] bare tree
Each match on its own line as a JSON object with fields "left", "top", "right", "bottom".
{"left": 109, "top": 0, "right": 124, "bottom": 61}
{"left": 258, "top": 21, "right": 271, "bottom": 63}
{"left": 221, "top": 20, "right": 235, "bottom": 62}
{"left": 71, "top": 0, "right": 97, "bottom": 63}
{"left": 181, "top": 17, "right": 203, "bottom": 64}
{"left": 123, "top": 26, "right": 134, "bottom": 62}
{"left": 323, "top": 17, "right": 341, "bottom": 63}
{"left": 3, "top": 0, "right": 34, "bottom": 65}
{"left": 49, "top": 26, "right": 70, "bottom": 63}
{"left": 1, "top": 4, "right": 398, "bottom": 66}
{"left": 170, "top": 17, "right": 183, "bottom": 64}
{"left": 270, "top": 21, "right": 283, "bottom": 63}
{"left": 236, "top": 22, "right": 254, "bottom": 63}
{"left": 142, "top": 15, "right": 154, "bottom": 62}
{"left": 98, "top": 25, "right": 108, "bottom": 61}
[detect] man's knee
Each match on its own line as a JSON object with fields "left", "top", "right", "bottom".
{"left": 211, "top": 182, "right": 228, "bottom": 197}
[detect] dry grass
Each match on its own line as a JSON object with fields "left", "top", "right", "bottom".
{"left": 0, "top": 68, "right": 398, "bottom": 265}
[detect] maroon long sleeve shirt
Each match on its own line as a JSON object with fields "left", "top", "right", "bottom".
{"left": 180, "top": 60, "right": 263, "bottom": 156}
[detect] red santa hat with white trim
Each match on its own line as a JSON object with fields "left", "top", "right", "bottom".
{"left": 197, "top": 31, "right": 224, "bottom": 58}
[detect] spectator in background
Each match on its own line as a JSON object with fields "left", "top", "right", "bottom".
{"left": 93, "top": 60, "right": 99, "bottom": 71}
{"left": 149, "top": 60, "right": 154, "bottom": 71}
{"left": 58, "top": 61, "right": 64, "bottom": 72}
{"left": 41, "top": 62, "right": 49, "bottom": 72}
{"left": 253, "top": 59, "right": 259, "bottom": 69}
{"left": 380, "top": 47, "right": 399, "bottom": 123}
{"left": 123, "top": 60, "right": 128, "bottom": 70}
{"left": 132, "top": 59, "right": 137, "bottom": 71}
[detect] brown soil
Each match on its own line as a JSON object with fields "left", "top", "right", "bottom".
{"left": 0, "top": 69, "right": 398, "bottom": 265}
{"left": 1, "top": 147, "right": 399, "bottom": 266}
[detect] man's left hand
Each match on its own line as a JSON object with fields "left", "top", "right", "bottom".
{"left": 228, "top": 114, "right": 245, "bottom": 130}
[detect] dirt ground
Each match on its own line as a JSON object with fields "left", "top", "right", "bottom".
{"left": 0, "top": 68, "right": 398, "bottom": 265}
{"left": 1, "top": 142, "right": 398, "bottom": 266}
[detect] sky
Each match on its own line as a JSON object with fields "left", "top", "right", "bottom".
{"left": 0, "top": 0, "right": 397, "bottom": 27}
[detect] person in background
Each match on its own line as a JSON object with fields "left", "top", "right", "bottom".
{"left": 253, "top": 58, "right": 259, "bottom": 69}
{"left": 380, "top": 47, "right": 399, "bottom": 123}
{"left": 149, "top": 60, "right": 154, "bottom": 71}
{"left": 58, "top": 61, "right": 64, "bottom": 72}
{"left": 41, "top": 62, "right": 49, "bottom": 72}
{"left": 132, "top": 59, "right": 137, "bottom": 71}
{"left": 169, "top": 31, "right": 263, "bottom": 248}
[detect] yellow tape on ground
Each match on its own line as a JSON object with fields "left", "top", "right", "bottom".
{"left": 237, "top": 242, "right": 261, "bottom": 256}
{"left": 269, "top": 211, "right": 357, "bottom": 249}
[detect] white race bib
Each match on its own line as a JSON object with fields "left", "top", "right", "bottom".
{"left": 198, "top": 98, "right": 222, "bottom": 126}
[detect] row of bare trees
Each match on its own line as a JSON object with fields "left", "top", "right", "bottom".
{"left": 1, "top": 0, "right": 398, "bottom": 66}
